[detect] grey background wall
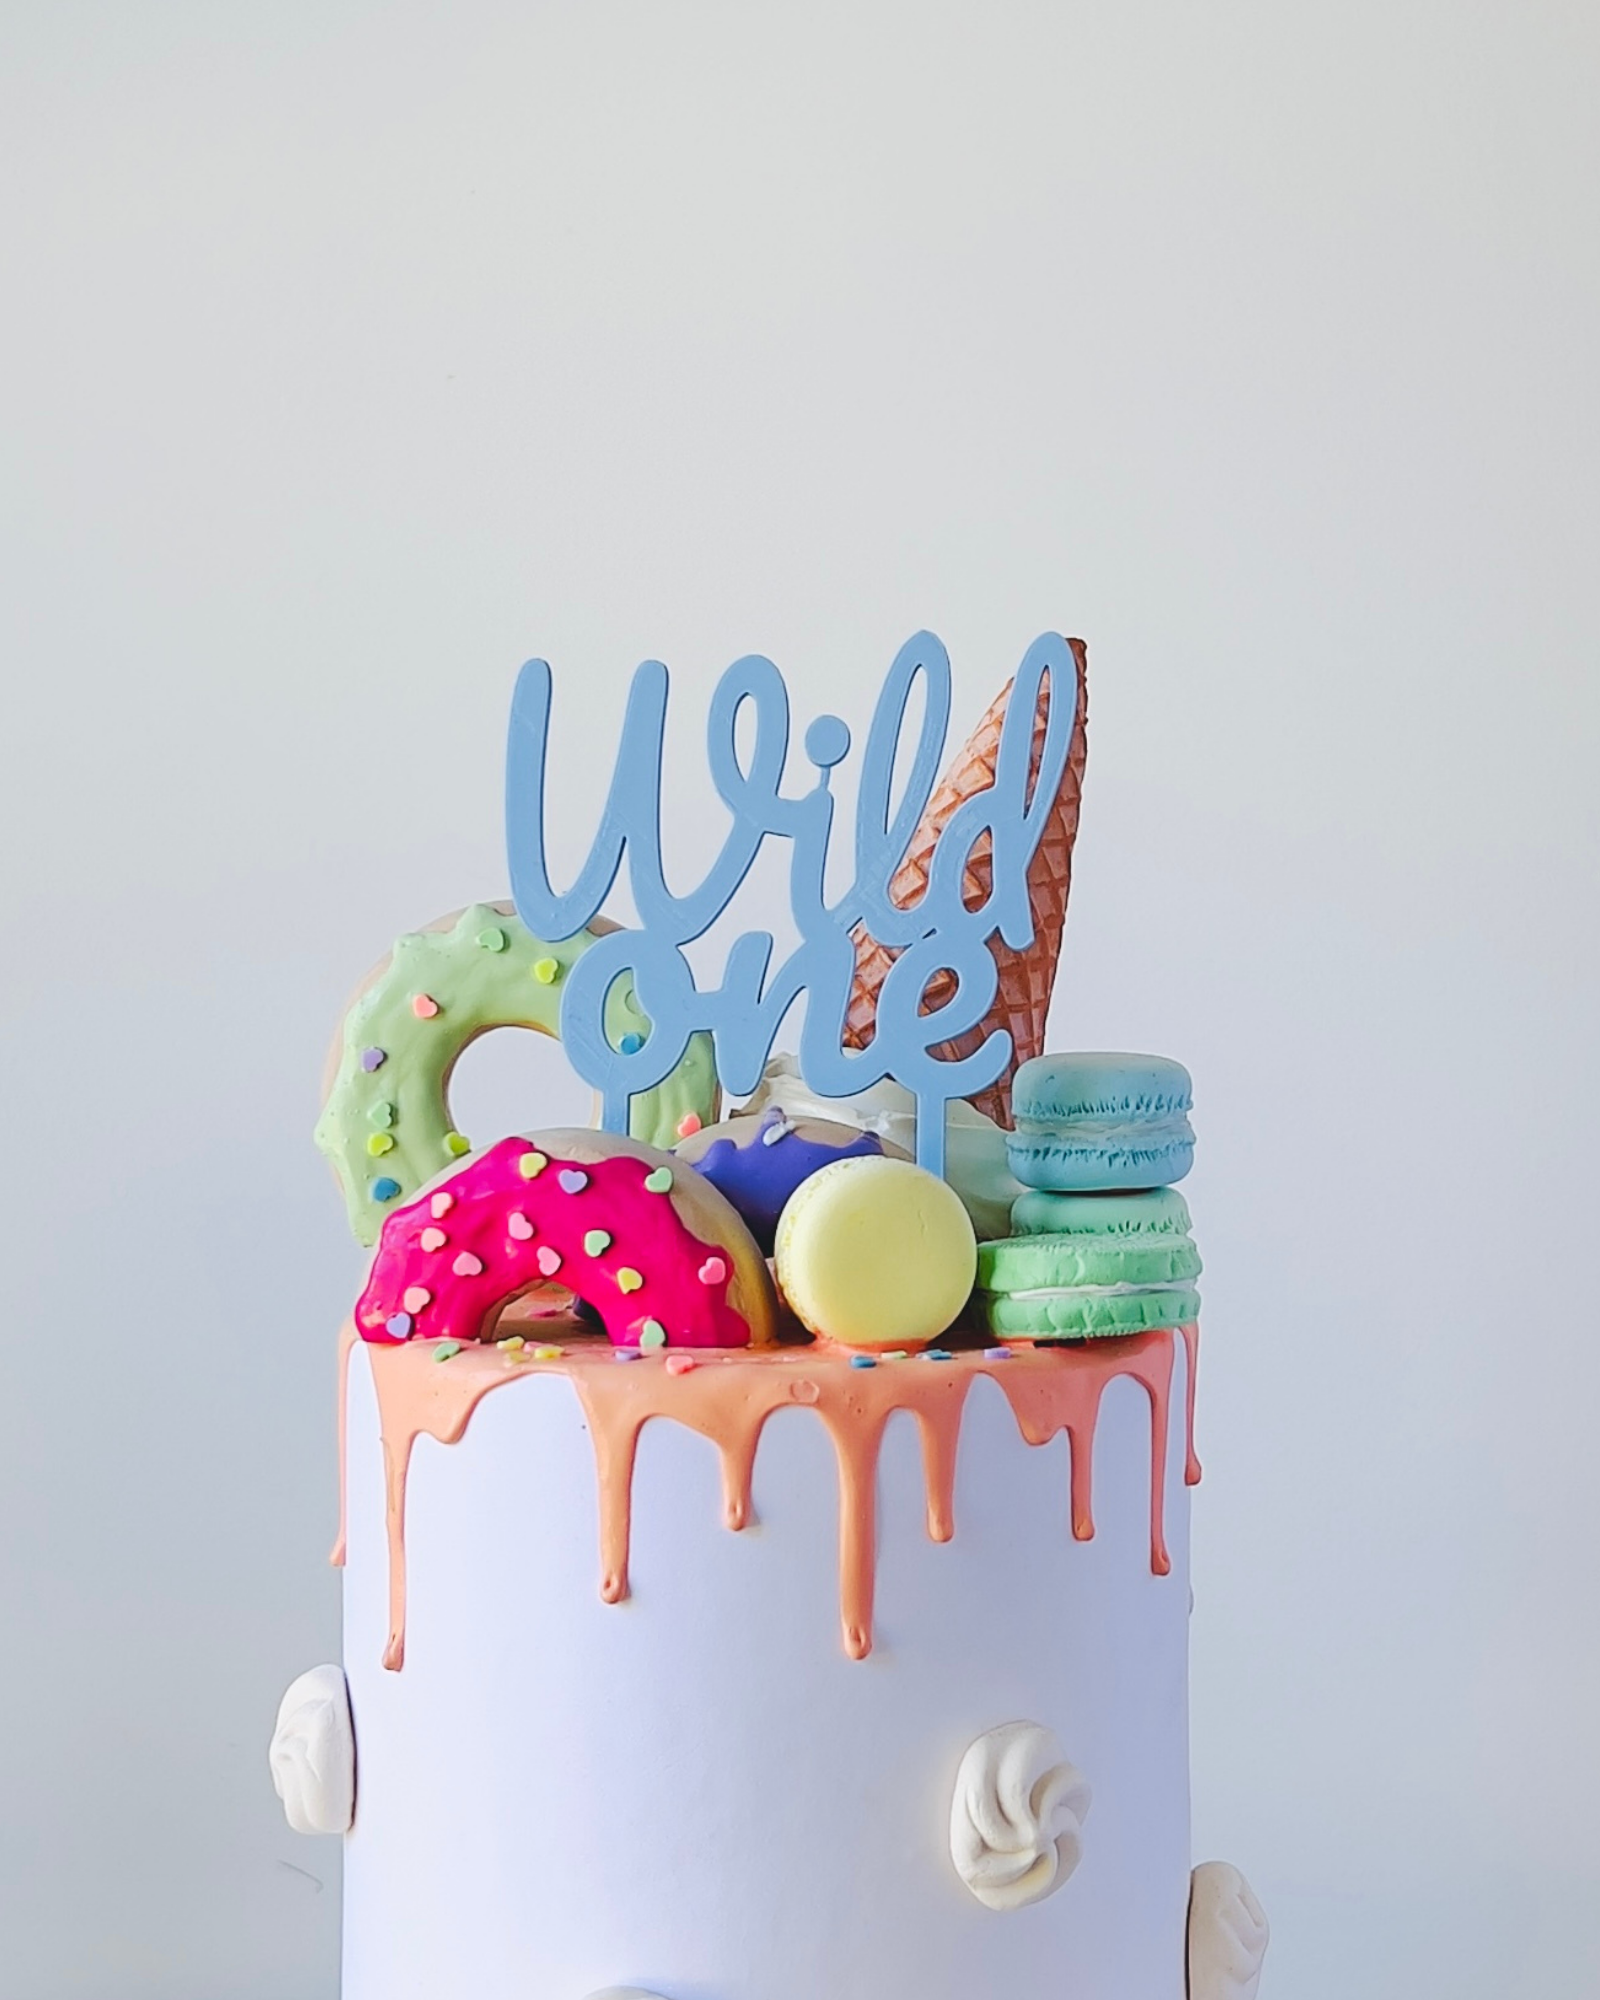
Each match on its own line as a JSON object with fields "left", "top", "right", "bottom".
{"left": 4, "top": 4, "right": 1597, "bottom": 1996}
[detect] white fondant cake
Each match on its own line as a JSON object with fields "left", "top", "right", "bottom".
{"left": 339, "top": 1337, "right": 1193, "bottom": 1999}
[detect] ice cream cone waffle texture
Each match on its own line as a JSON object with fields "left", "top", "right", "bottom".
{"left": 844, "top": 640, "right": 1088, "bottom": 1128}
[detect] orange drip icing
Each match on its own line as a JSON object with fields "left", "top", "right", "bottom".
{"left": 338, "top": 1324, "right": 1200, "bottom": 1671}
{"left": 1180, "top": 1321, "right": 1203, "bottom": 1485}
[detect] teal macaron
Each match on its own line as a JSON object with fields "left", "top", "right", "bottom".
{"left": 1006, "top": 1052, "right": 1195, "bottom": 1191}
{"left": 978, "top": 1187, "right": 1201, "bottom": 1339}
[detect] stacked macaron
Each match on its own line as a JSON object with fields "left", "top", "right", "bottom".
{"left": 979, "top": 1054, "right": 1201, "bottom": 1341}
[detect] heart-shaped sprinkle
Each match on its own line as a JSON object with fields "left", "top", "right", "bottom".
{"left": 384, "top": 1313, "right": 413, "bottom": 1339}
{"left": 369, "top": 1100, "right": 395, "bottom": 1129}
{"left": 643, "top": 1167, "right": 673, "bottom": 1194}
{"left": 430, "top": 1192, "right": 455, "bottom": 1218}
{"left": 638, "top": 1319, "right": 667, "bottom": 1351}
{"left": 433, "top": 1341, "right": 463, "bottom": 1362}
{"left": 371, "top": 1176, "right": 401, "bottom": 1202}
{"left": 402, "top": 1286, "right": 431, "bottom": 1313}
{"left": 583, "top": 1229, "right": 612, "bottom": 1257}
{"left": 616, "top": 1267, "right": 643, "bottom": 1293}
{"left": 411, "top": 993, "right": 440, "bottom": 1019}
{"left": 535, "top": 1246, "right": 562, "bottom": 1277}
{"left": 419, "top": 1227, "right": 447, "bottom": 1252}
{"left": 697, "top": 1256, "right": 727, "bottom": 1286}
{"left": 531, "top": 1344, "right": 563, "bottom": 1361}
{"left": 665, "top": 1353, "right": 697, "bottom": 1376}
{"left": 452, "top": 1251, "right": 483, "bottom": 1277}
{"left": 518, "top": 1150, "right": 547, "bottom": 1179}
{"left": 614, "top": 1348, "right": 641, "bottom": 1363}
{"left": 558, "top": 1168, "right": 589, "bottom": 1195}
{"left": 361, "top": 1046, "right": 387, "bottom": 1072}
{"left": 443, "top": 1131, "right": 471, "bottom": 1158}
{"left": 367, "top": 1132, "right": 395, "bottom": 1156}
{"left": 532, "top": 956, "right": 560, "bottom": 984}
{"left": 676, "top": 1112, "right": 702, "bottom": 1138}
{"left": 506, "top": 1212, "right": 534, "bottom": 1241}
{"left": 476, "top": 926, "right": 507, "bottom": 952}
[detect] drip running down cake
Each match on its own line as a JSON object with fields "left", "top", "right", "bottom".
{"left": 271, "top": 633, "right": 1270, "bottom": 2000}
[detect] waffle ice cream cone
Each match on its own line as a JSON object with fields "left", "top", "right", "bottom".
{"left": 845, "top": 640, "right": 1088, "bottom": 1128}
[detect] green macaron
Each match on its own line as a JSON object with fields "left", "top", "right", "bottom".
{"left": 977, "top": 1187, "right": 1201, "bottom": 1340}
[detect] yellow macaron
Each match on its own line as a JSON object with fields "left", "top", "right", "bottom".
{"left": 773, "top": 1154, "right": 977, "bottom": 1350}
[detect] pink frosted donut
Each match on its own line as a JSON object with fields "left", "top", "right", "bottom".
{"left": 354, "top": 1129, "right": 777, "bottom": 1351}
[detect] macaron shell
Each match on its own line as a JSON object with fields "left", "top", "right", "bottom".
{"left": 977, "top": 1231, "right": 1202, "bottom": 1293}
{"left": 1008, "top": 1186, "right": 1195, "bottom": 1239}
{"left": 774, "top": 1155, "right": 977, "bottom": 1350}
{"left": 1006, "top": 1129, "right": 1195, "bottom": 1192}
{"left": 987, "top": 1283, "right": 1201, "bottom": 1340}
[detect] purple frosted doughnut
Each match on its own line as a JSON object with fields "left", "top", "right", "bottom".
{"left": 676, "top": 1108, "right": 894, "bottom": 1253}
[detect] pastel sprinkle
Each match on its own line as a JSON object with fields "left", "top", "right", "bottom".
{"left": 419, "top": 1227, "right": 447, "bottom": 1252}
{"left": 532, "top": 957, "right": 560, "bottom": 984}
{"left": 443, "top": 1131, "right": 472, "bottom": 1158}
{"left": 367, "top": 1132, "right": 395, "bottom": 1157}
{"left": 558, "top": 1168, "right": 589, "bottom": 1195}
{"left": 371, "top": 1176, "right": 401, "bottom": 1202}
{"left": 616, "top": 1267, "right": 643, "bottom": 1293}
{"left": 881, "top": 1350, "right": 909, "bottom": 1362}
{"left": 583, "top": 1229, "right": 613, "bottom": 1257}
{"left": 452, "top": 1251, "right": 484, "bottom": 1277}
{"left": 384, "top": 1313, "right": 413, "bottom": 1339}
{"left": 532, "top": 1345, "right": 563, "bottom": 1361}
{"left": 761, "top": 1114, "right": 792, "bottom": 1147}
{"left": 369, "top": 1100, "right": 395, "bottom": 1129}
{"left": 643, "top": 1167, "right": 674, "bottom": 1194}
{"left": 664, "top": 1353, "right": 697, "bottom": 1375}
{"left": 431, "top": 1192, "right": 455, "bottom": 1218}
{"left": 497, "top": 1335, "right": 525, "bottom": 1352}
{"left": 535, "top": 1246, "right": 562, "bottom": 1277}
{"left": 925, "top": 1347, "right": 954, "bottom": 1362}
{"left": 402, "top": 1286, "right": 432, "bottom": 1313}
{"left": 518, "top": 1150, "right": 548, "bottom": 1179}
{"left": 618, "top": 1032, "right": 644, "bottom": 1055}
{"left": 360, "top": 1047, "right": 387, "bottom": 1072}
{"left": 676, "top": 1112, "right": 702, "bottom": 1138}
{"left": 506, "top": 1211, "right": 535, "bottom": 1241}
{"left": 638, "top": 1320, "right": 667, "bottom": 1351}
{"left": 411, "top": 993, "right": 440, "bottom": 1020}
{"left": 984, "top": 1345, "right": 1015, "bottom": 1361}
{"left": 849, "top": 1353, "right": 877, "bottom": 1369}
{"left": 697, "top": 1256, "right": 727, "bottom": 1286}
{"left": 614, "top": 1348, "right": 642, "bottom": 1363}
{"left": 476, "top": 926, "right": 507, "bottom": 952}
{"left": 433, "top": 1341, "right": 463, "bottom": 1362}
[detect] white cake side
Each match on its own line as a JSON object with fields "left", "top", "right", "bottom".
{"left": 339, "top": 1338, "right": 1193, "bottom": 2000}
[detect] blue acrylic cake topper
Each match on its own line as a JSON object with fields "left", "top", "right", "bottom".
{"left": 504, "top": 632, "right": 1077, "bottom": 1176}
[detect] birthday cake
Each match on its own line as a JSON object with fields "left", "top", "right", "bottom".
{"left": 270, "top": 634, "right": 1269, "bottom": 2000}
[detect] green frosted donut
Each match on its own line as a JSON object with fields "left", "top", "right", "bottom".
{"left": 315, "top": 903, "right": 720, "bottom": 1244}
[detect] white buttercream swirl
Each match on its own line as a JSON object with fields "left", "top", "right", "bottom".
{"left": 269, "top": 1664, "right": 355, "bottom": 1835}
{"left": 948, "top": 1721, "right": 1092, "bottom": 1911}
{"left": 1188, "top": 1862, "right": 1269, "bottom": 1999}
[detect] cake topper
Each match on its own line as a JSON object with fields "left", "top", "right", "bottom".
{"left": 504, "top": 632, "right": 1077, "bottom": 1176}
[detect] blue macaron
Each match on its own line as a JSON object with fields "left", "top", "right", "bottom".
{"left": 1006, "top": 1053, "right": 1195, "bottom": 1191}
